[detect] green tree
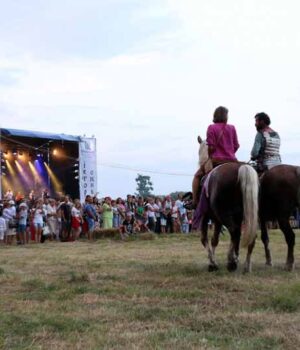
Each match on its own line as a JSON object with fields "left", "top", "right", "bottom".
{"left": 135, "top": 174, "right": 154, "bottom": 197}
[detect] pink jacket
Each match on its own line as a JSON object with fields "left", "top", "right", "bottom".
{"left": 206, "top": 123, "right": 239, "bottom": 161}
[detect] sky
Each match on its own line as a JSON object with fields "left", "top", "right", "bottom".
{"left": 0, "top": 0, "right": 300, "bottom": 197}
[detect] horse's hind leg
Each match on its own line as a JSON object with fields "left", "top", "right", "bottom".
{"left": 243, "top": 238, "right": 256, "bottom": 273}
{"left": 261, "top": 220, "right": 272, "bottom": 266}
{"left": 278, "top": 218, "right": 295, "bottom": 271}
{"left": 200, "top": 216, "right": 217, "bottom": 271}
{"left": 227, "top": 225, "right": 241, "bottom": 272}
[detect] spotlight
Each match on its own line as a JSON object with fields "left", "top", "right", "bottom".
{"left": 12, "top": 149, "right": 18, "bottom": 156}
{"left": 72, "top": 162, "right": 80, "bottom": 176}
{"left": 52, "top": 149, "right": 58, "bottom": 156}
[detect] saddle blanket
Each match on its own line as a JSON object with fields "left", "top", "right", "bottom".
{"left": 192, "top": 165, "right": 222, "bottom": 230}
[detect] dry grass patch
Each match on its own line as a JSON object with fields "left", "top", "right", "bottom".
{"left": 0, "top": 230, "right": 300, "bottom": 349}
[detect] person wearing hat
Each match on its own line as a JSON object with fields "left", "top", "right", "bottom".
{"left": 102, "top": 197, "right": 113, "bottom": 229}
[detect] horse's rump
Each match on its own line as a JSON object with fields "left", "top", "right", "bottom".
{"left": 208, "top": 162, "right": 258, "bottom": 246}
{"left": 260, "top": 164, "right": 300, "bottom": 220}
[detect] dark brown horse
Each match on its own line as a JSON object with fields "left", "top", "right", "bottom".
{"left": 259, "top": 164, "right": 300, "bottom": 270}
{"left": 193, "top": 140, "right": 259, "bottom": 272}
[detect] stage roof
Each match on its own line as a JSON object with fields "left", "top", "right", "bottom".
{"left": 0, "top": 128, "right": 81, "bottom": 142}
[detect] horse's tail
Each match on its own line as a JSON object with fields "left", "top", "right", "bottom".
{"left": 238, "top": 164, "right": 259, "bottom": 247}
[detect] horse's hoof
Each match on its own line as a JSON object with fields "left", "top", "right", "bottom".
{"left": 227, "top": 261, "right": 238, "bottom": 272}
{"left": 265, "top": 261, "right": 273, "bottom": 267}
{"left": 285, "top": 263, "right": 294, "bottom": 272}
{"left": 243, "top": 266, "right": 251, "bottom": 274}
{"left": 208, "top": 264, "right": 219, "bottom": 272}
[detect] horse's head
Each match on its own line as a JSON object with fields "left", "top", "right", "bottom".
{"left": 197, "top": 136, "right": 212, "bottom": 172}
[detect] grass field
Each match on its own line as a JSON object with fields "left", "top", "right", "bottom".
{"left": 1, "top": 230, "right": 300, "bottom": 349}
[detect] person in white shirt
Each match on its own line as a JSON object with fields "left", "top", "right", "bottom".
{"left": 46, "top": 199, "right": 58, "bottom": 241}
{"left": 163, "top": 196, "right": 173, "bottom": 233}
{"left": 175, "top": 195, "right": 187, "bottom": 232}
{"left": 71, "top": 199, "right": 83, "bottom": 240}
{"left": 175, "top": 195, "right": 184, "bottom": 213}
{"left": 32, "top": 199, "right": 45, "bottom": 243}
{"left": 18, "top": 202, "right": 28, "bottom": 244}
{"left": 0, "top": 209, "right": 7, "bottom": 244}
{"left": 5, "top": 189, "right": 13, "bottom": 201}
{"left": 3, "top": 200, "right": 17, "bottom": 244}
{"left": 145, "top": 197, "right": 156, "bottom": 232}
{"left": 171, "top": 200, "right": 180, "bottom": 233}
{"left": 153, "top": 197, "right": 162, "bottom": 233}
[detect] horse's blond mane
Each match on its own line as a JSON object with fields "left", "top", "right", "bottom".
{"left": 198, "top": 137, "right": 213, "bottom": 173}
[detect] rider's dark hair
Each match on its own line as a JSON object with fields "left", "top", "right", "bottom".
{"left": 213, "top": 106, "right": 228, "bottom": 123}
{"left": 255, "top": 112, "right": 271, "bottom": 126}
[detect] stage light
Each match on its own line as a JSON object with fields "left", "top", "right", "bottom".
{"left": 52, "top": 149, "right": 58, "bottom": 156}
{"left": 18, "top": 152, "right": 25, "bottom": 160}
{"left": 29, "top": 161, "right": 46, "bottom": 187}
{"left": 2, "top": 151, "right": 12, "bottom": 160}
{"left": 12, "top": 149, "right": 18, "bottom": 156}
{"left": 5, "top": 160, "right": 16, "bottom": 176}
{"left": 1, "top": 158, "right": 6, "bottom": 176}
{"left": 44, "top": 162, "right": 63, "bottom": 192}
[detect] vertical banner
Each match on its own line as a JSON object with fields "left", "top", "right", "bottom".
{"left": 79, "top": 137, "right": 97, "bottom": 202}
{"left": 0, "top": 130, "right": 2, "bottom": 200}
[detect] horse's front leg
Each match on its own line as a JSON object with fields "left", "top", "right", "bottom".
{"left": 261, "top": 220, "right": 272, "bottom": 266}
{"left": 209, "top": 221, "right": 222, "bottom": 271}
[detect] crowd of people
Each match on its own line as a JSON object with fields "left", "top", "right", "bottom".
{"left": 0, "top": 191, "right": 194, "bottom": 245}
{"left": 0, "top": 107, "right": 284, "bottom": 245}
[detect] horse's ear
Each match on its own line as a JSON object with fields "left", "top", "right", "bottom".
{"left": 197, "top": 136, "right": 203, "bottom": 144}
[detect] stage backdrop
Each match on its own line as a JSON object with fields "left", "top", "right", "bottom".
{"left": 79, "top": 137, "right": 97, "bottom": 202}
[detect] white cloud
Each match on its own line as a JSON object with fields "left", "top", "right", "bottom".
{"left": 1, "top": 0, "right": 300, "bottom": 196}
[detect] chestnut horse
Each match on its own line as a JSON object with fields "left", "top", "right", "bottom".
{"left": 193, "top": 139, "right": 259, "bottom": 272}
{"left": 259, "top": 165, "right": 300, "bottom": 270}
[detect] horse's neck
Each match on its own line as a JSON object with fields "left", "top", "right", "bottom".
{"left": 198, "top": 143, "right": 213, "bottom": 173}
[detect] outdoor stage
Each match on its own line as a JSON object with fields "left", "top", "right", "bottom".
{"left": 0, "top": 128, "right": 97, "bottom": 201}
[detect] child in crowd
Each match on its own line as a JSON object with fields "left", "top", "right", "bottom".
{"left": 119, "top": 212, "right": 139, "bottom": 239}
{"left": 181, "top": 208, "right": 190, "bottom": 234}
